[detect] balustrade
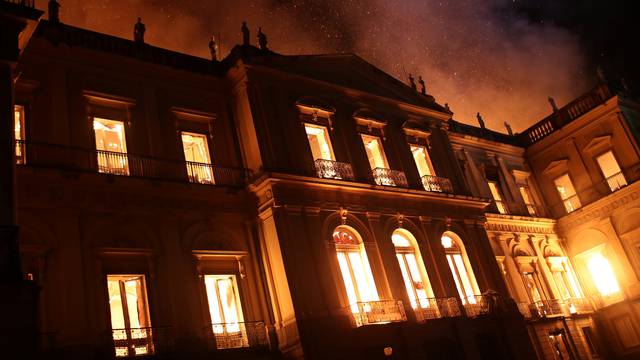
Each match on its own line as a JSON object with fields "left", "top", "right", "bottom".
{"left": 420, "top": 175, "right": 453, "bottom": 193}
{"left": 349, "top": 300, "right": 407, "bottom": 327}
{"left": 314, "top": 159, "right": 355, "bottom": 180}
{"left": 372, "top": 168, "right": 408, "bottom": 187}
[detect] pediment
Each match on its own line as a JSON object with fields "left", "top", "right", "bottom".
{"left": 542, "top": 159, "right": 569, "bottom": 175}
{"left": 583, "top": 134, "right": 612, "bottom": 154}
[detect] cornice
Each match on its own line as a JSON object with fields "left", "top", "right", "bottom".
{"left": 484, "top": 213, "right": 557, "bottom": 235}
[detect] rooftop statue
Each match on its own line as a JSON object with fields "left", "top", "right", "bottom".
{"left": 48, "top": 0, "right": 60, "bottom": 23}
{"left": 418, "top": 76, "right": 426, "bottom": 95}
{"left": 257, "top": 27, "right": 268, "bottom": 50}
{"left": 504, "top": 121, "right": 513, "bottom": 136}
{"left": 408, "top": 73, "right": 416, "bottom": 91}
{"left": 476, "top": 112, "right": 485, "bottom": 129}
{"left": 208, "top": 35, "right": 217, "bottom": 61}
{"left": 548, "top": 96, "right": 558, "bottom": 112}
{"left": 134, "top": 17, "right": 146, "bottom": 43}
{"left": 241, "top": 21, "right": 250, "bottom": 45}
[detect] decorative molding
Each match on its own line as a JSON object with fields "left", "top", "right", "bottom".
{"left": 542, "top": 159, "right": 569, "bottom": 175}
{"left": 582, "top": 134, "right": 612, "bottom": 155}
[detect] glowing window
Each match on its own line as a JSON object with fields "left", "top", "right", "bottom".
{"left": 554, "top": 174, "right": 581, "bottom": 213}
{"left": 305, "top": 124, "right": 335, "bottom": 161}
{"left": 587, "top": 254, "right": 620, "bottom": 296}
{"left": 519, "top": 186, "right": 536, "bottom": 216}
{"left": 107, "top": 275, "right": 152, "bottom": 357}
{"left": 488, "top": 181, "right": 508, "bottom": 214}
{"left": 392, "top": 229, "right": 434, "bottom": 309}
{"left": 204, "top": 274, "right": 247, "bottom": 349}
{"left": 442, "top": 232, "right": 480, "bottom": 304}
{"left": 333, "top": 226, "right": 379, "bottom": 313}
{"left": 522, "top": 272, "right": 543, "bottom": 303}
{"left": 94, "top": 118, "right": 129, "bottom": 175}
{"left": 181, "top": 132, "right": 214, "bottom": 184}
{"left": 410, "top": 145, "right": 435, "bottom": 177}
{"left": 14, "top": 105, "right": 25, "bottom": 164}
{"left": 361, "top": 134, "right": 389, "bottom": 170}
{"left": 596, "top": 151, "right": 627, "bottom": 192}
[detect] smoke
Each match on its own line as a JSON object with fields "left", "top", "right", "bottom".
{"left": 38, "top": 0, "right": 589, "bottom": 132}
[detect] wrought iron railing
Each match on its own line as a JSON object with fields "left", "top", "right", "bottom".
{"left": 372, "top": 168, "right": 408, "bottom": 187}
{"left": 314, "top": 159, "right": 355, "bottom": 180}
{"left": 533, "top": 299, "right": 565, "bottom": 317}
{"left": 519, "top": 298, "right": 593, "bottom": 319}
{"left": 413, "top": 297, "right": 462, "bottom": 322}
{"left": 566, "top": 297, "right": 594, "bottom": 314}
{"left": 14, "top": 140, "right": 250, "bottom": 187}
{"left": 204, "top": 321, "right": 269, "bottom": 350}
{"left": 516, "top": 302, "right": 535, "bottom": 319}
{"left": 349, "top": 300, "right": 407, "bottom": 327}
{"left": 420, "top": 175, "right": 453, "bottom": 193}
{"left": 110, "top": 326, "right": 172, "bottom": 358}
{"left": 463, "top": 295, "right": 491, "bottom": 318}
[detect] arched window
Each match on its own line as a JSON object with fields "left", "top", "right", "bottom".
{"left": 392, "top": 229, "right": 434, "bottom": 309}
{"left": 333, "top": 226, "right": 379, "bottom": 312}
{"left": 441, "top": 231, "right": 480, "bottom": 304}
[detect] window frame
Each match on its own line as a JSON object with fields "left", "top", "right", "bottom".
{"left": 553, "top": 173, "right": 581, "bottom": 213}
{"left": 409, "top": 143, "right": 436, "bottom": 178}
{"left": 392, "top": 229, "right": 434, "bottom": 309}
{"left": 360, "top": 133, "right": 390, "bottom": 170}
{"left": 304, "top": 123, "right": 336, "bottom": 162}
{"left": 14, "top": 104, "right": 26, "bottom": 164}
{"left": 594, "top": 149, "right": 627, "bottom": 192}
{"left": 441, "top": 232, "right": 480, "bottom": 304}
{"left": 92, "top": 117, "right": 131, "bottom": 176}
{"left": 487, "top": 181, "right": 509, "bottom": 214}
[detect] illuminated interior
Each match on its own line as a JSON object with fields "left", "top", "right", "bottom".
{"left": 305, "top": 124, "right": 335, "bottom": 161}
{"left": 410, "top": 145, "right": 435, "bottom": 177}
{"left": 554, "top": 174, "right": 581, "bottom": 213}
{"left": 392, "top": 229, "right": 434, "bottom": 309}
{"left": 94, "top": 117, "right": 129, "bottom": 175}
{"left": 14, "top": 105, "right": 25, "bottom": 163}
{"left": 107, "top": 275, "right": 151, "bottom": 357}
{"left": 587, "top": 253, "right": 620, "bottom": 296}
{"left": 519, "top": 186, "right": 536, "bottom": 216}
{"left": 596, "top": 151, "right": 627, "bottom": 191}
{"left": 333, "top": 226, "right": 379, "bottom": 313}
{"left": 181, "top": 132, "right": 214, "bottom": 184}
{"left": 487, "top": 181, "right": 508, "bottom": 214}
{"left": 204, "top": 274, "right": 247, "bottom": 348}
{"left": 442, "top": 232, "right": 480, "bottom": 304}
{"left": 361, "top": 134, "right": 389, "bottom": 170}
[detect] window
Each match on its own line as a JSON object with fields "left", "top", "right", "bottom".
{"left": 334, "top": 226, "right": 379, "bottom": 313}
{"left": 518, "top": 186, "right": 536, "bottom": 216}
{"left": 554, "top": 174, "right": 581, "bottom": 213}
{"left": 14, "top": 105, "right": 25, "bottom": 164}
{"left": 582, "top": 327, "right": 600, "bottom": 357}
{"left": 522, "top": 272, "right": 544, "bottom": 303}
{"left": 107, "top": 275, "right": 152, "bottom": 357}
{"left": 181, "top": 132, "right": 214, "bottom": 184}
{"left": 305, "top": 124, "right": 334, "bottom": 161}
{"left": 442, "top": 232, "right": 480, "bottom": 304}
{"left": 548, "top": 257, "right": 582, "bottom": 300}
{"left": 596, "top": 151, "right": 627, "bottom": 192}
{"left": 488, "top": 181, "right": 508, "bottom": 214}
{"left": 361, "top": 134, "right": 389, "bottom": 170}
{"left": 204, "top": 274, "right": 248, "bottom": 349}
{"left": 392, "top": 229, "right": 434, "bottom": 309}
{"left": 94, "top": 117, "right": 129, "bottom": 175}
{"left": 410, "top": 144, "right": 435, "bottom": 177}
{"left": 587, "top": 253, "right": 620, "bottom": 296}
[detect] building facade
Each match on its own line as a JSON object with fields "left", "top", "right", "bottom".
{"left": 1, "top": 2, "right": 639, "bottom": 360}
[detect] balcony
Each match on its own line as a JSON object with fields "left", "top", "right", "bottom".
{"left": 314, "top": 159, "right": 355, "bottom": 181}
{"left": 413, "top": 297, "right": 462, "bottom": 322}
{"left": 15, "top": 140, "right": 250, "bottom": 187}
{"left": 110, "top": 327, "right": 172, "bottom": 358}
{"left": 348, "top": 300, "right": 407, "bottom": 327}
{"left": 204, "top": 322, "right": 269, "bottom": 350}
{"left": 463, "top": 296, "right": 492, "bottom": 318}
{"left": 519, "top": 298, "right": 593, "bottom": 319}
{"left": 372, "top": 168, "right": 408, "bottom": 187}
{"left": 421, "top": 175, "right": 453, "bottom": 193}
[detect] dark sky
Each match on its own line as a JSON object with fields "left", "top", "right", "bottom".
{"left": 37, "top": 0, "right": 634, "bottom": 133}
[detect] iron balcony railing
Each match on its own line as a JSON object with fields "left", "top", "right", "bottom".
{"left": 527, "top": 298, "right": 594, "bottom": 318}
{"left": 348, "top": 300, "right": 407, "bottom": 327}
{"left": 421, "top": 175, "right": 453, "bottom": 193}
{"left": 204, "top": 321, "right": 269, "bottom": 350}
{"left": 314, "top": 159, "right": 355, "bottom": 181}
{"left": 372, "top": 168, "right": 408, "bottom": 187}
{"left": 463, "top": 295, "right": 492, "bottom": 318}
{"left": 15, "top": 140, "right": 251, "bottom": 187}
{"left": 413, "top": 297, "right": 462, "bottom": 322}
{"left": 110, "top": 326, "right": 172, "bottom": 358}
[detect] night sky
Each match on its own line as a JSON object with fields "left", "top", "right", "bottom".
{"left": 36, "top": 0, "right": 635, "bottom": 133}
